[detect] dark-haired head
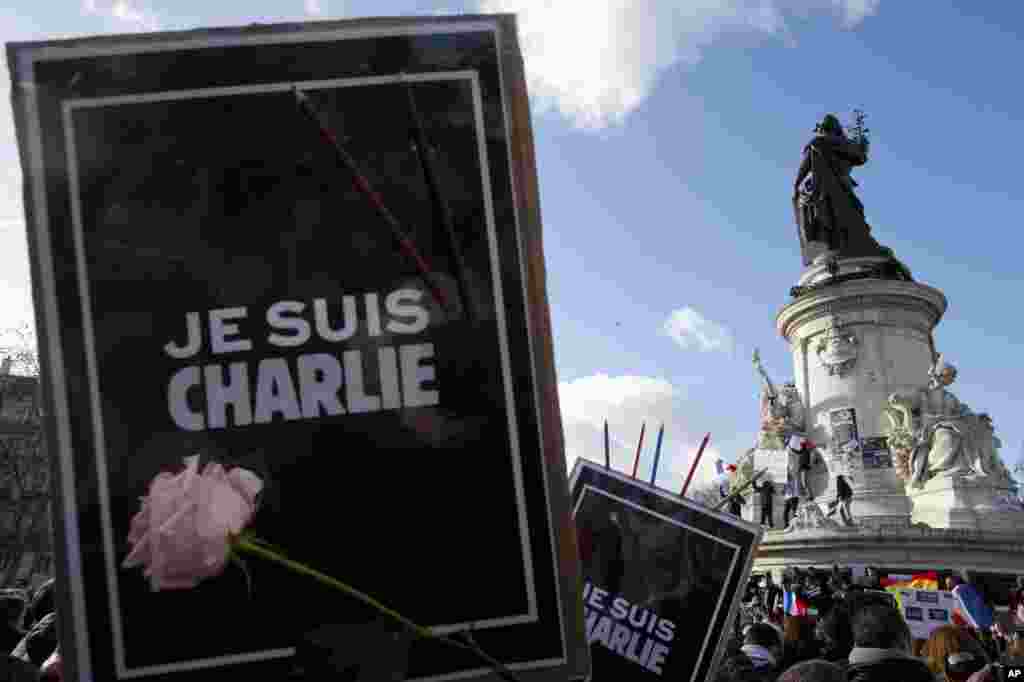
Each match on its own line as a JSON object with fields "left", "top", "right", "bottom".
{"left": 851, "top": 604, "right": 910, "bottom": 651}
{"left": 745, "top": 622, "right": 783, "bottom": 650}
{"left": 778, "top": 659, "right": 847, "bottom": 682}
{"left": 816, "top": 603, "right": 854, "bottom": 662}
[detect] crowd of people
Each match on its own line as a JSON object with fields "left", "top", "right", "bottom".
{"left": 717, "top": 571, "right": 1024, "bottom": 682}
{"left": 0, "top": 568, "right": 1019, "bottom": 682}
{"left": 0, "top": 579, "right": 60, "bottom": 681}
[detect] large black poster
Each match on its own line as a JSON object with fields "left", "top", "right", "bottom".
{"left": 569, "top": 460, "right": 761, "bottom": 682}
{"left": 9, "top": 15, "right": 586, "bottom": 682}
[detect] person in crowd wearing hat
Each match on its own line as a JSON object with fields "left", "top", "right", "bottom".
{"left": 846, "top": 602, "right": 934, "bottom": 682}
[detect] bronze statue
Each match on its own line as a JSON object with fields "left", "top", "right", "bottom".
{"left": 793, "top": 113, "right": 888, "bottom": 266}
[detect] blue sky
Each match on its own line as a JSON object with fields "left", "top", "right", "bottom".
{"left": 2, "top": 1, "right": 1023, "bottom": 492}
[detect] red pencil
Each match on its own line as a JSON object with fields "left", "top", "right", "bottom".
{"left": 631, "top": 422, "right": 646, "bottom": 479}
{"left": 292, "top": 88, "right": 451, "bottom": 313}
{"left": 681, "top": 433, "right": 711, "bottom": 497}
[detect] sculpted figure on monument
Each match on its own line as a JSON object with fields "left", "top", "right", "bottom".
{"left": 888, "top": 356, "right": 1005, "bottom": 489}
{"left": 792, "top": 113, "right": 889, "bottom": 267}
{"left": 972, "top": 414, "right": 1013, "bottom": 485}
{"left": 753, "top": 350, "right": 805, "bottom": 448}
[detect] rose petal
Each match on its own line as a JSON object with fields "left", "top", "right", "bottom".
{"left": 199, "top": 462, "right": 222, "bottom": 484}
{"left": 125, "top": 457, "right": 264, "bottom": 591}
{"left": 227, "top": 468, "right": 263, "bottom": 506}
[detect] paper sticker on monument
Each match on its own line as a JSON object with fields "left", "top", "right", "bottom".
{"left": 570, "top": 460, "right": 761, "bottom": 682}
{"left": 9, "top": 16, "right": 586, "bottom": 682}
{"left": 862, "top": 437, "right": 893, "bottom": 468}
{"left": 829, "top": 409, "right": 859, "bottom": 453}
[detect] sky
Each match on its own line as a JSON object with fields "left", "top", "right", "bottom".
{"left": 2, "top": 0, "right": 1024, "bottom": 495}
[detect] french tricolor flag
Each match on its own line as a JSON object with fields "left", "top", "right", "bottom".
{"left": 783, "top": 591, "right": 809, "bottom": 616}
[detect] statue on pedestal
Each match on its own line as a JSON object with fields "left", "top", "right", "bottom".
{"left": 887, "top": 355, "right": 1007, "bottom": 489}
{"left": 753, "top": 349, "right": 805, "bottom": 449}
{"left": 792, "top": 112, "right": 890, "bottom": 267}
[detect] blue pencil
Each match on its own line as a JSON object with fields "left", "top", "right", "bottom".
{"left": 650, "top": 424, "right": 665, "bottom": 486}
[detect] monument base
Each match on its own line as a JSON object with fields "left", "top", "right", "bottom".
{"left": 909, "top": 473, "right": 1024, "bottom": 531}
{"left": 846, "top": 490, "right": 913, "bottom": 530}
{"left": 755, "top": 524, "right": 1024, "bottom": 577}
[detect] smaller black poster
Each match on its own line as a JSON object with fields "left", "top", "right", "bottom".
{"left": 569, "top": 460, "right": 761, "bottom": 682}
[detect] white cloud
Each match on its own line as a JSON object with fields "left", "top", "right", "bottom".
{"left": 837, "top": 0, "right": 880, "bottom": 27}
{"left": 558, "top": 373, "right": 727, "bottom": 496}
{"left": 82, "top": 0, "right": 160, "bottom": 31}
{"left": 662, "top": 306, "right": 734, "bottom": 353}
{"left": 477, "top": 0, "right": 882, "bottom": 129}
{"left": 304, "top": 0, "right": 325, "bottom": 16}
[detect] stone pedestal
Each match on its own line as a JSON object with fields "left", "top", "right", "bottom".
{"left": 776, "top": 257, "right": 948, "bottom": 529}
{"left": 909, "top": 474, "right": 1024, "bottom": 531}
{"left": 755, "top": 524, "right": 1024, "bottom": 577}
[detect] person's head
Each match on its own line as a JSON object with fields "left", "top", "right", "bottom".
{"left": 745, "top": 622, "right": 783, "bottom": 657}
{"left": 1007, "top": 637, "right": 1024, "bottom": 659}
{"left": 777, "top": 659, "right": 847, "bottom": 682}
{"left": 925, "top": 626, "right": 988, "bottom": 677}
{"left": 715, "top": 652, "right": 759, "bottom": 682}
{"left": 943, "top": 651, "right": 987, "bottom": 682}
{"left": 816, "top": 603, "right": 854, "bottom": 662}
{"left": 851, "top": 603, "right": 910, "bottom": 652}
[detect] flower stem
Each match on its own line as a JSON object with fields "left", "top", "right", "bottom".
{"left": 235, "top": 537, "right": 430, "bottom": 639}
{"left": 233, "top": 536, "right": 525, "bottom": 681}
